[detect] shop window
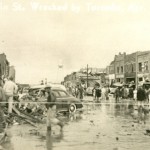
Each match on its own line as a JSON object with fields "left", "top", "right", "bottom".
{"left": 139, "top": 62, "right": 142, "bottom": 72}
{"left": 117, "top": 67, "right": 119, "bottom": 73}
{"left": 121, "top": 66, "right": 123, "bottom": 73}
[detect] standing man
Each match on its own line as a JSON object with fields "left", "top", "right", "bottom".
{"left": 137, "top": 86, "right": 146, "bottom": 107}
{"left": 3, "top": 76, "right": 17, "bottom": 114}
{"left": 0, "top": 83, "right": 6, "bottom": 133}
{"left": 115, "top": 87, "right": 120, "bottom": 103}
{"left": 45, "top": 85, "right": 63, "bottom": 131}
{"left": 95, "top": 85, "right": 101, "bottom": 102}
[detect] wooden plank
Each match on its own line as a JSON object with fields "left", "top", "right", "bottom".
{"left": 12, "top": 106, "right": 21, "bottom": 115}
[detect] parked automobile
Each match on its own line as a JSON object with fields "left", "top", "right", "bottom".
{"left": 86, "top": 87, "right": 93, "bottom": 96}
{"left": 28, "top": 85, "right": 83, "bottom": 113}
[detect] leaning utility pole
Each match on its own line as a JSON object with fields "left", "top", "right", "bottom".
{"left": 87, "top": 64, "right": 89, "bottom": 88}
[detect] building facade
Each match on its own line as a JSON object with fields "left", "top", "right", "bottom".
{"left": 114, "top": 52, "right": 126, "bottom": 83}
{"left": 137, "top": 51, "right": 150, "bottom": 83}
{"left": 64, "top": 67, "right": 106, "bottom": 87}
{"left": 64, "top": 50, "right": 150, "bottom": 88}
{"left": 105, "top": 61, "right": 115, "bottom": 85}
{"left": 0, "top": 53, "right": 9, "bottom": 78}
{"left": 9, "top": 66, "right": 16, "bottom": 82}
{"left": 124, "top": 52, "right": 136, "bottom": 84}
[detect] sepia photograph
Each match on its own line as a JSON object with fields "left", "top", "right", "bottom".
{"left": 0, "top": 0, "right": 150, "bottom": 150}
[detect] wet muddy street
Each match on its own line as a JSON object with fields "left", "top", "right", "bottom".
{"left": 1, "top": 97, "right": 150, "bottom": 150}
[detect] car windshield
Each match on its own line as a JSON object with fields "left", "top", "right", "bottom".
{"left": 52, "top": 89, "right": 69, "bottom": 97}
{"left": 52, "top": 91, "right": 60, "bottom": 97}
{"left": 28, "top": 88, "right": 70, "bottom": 98}
{"left": 58, "top": 91, "right": 68, "bottom": 97}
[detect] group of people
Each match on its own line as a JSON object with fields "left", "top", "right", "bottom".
{"left": 114, "top": 85, "right": 150, "bottom": 106}
{"left": 92, "top": 85, "right": 110, "bottom": 102}
{"left": 66, "top": 83, "right": 86, "bottom": 100}
{"left": 115, "top": 86, "right": 135, "bottom": 102}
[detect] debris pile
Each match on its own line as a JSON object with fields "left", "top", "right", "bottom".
{"left": 3, "top": 95, "right": 48, "bottom": 128}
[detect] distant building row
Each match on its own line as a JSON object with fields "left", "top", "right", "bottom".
{"left": 106, "top": 51, "right": 150, "bottom": 86}
{"left": 64, "top": 68, "right": 106, "bottom": 87}
{"left": 0, "top": 53, "right": 16, "bottom": 82}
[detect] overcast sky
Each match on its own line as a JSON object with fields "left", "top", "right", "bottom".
{"left": 0, "top": 0, "right": 150, "bottom": 84}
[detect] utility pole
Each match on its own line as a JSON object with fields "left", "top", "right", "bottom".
{"left": 135, "top": 52, "right": 138, "bottom": 89}
{"left": 87, "top": 64, "right": 89, "bottom": 88}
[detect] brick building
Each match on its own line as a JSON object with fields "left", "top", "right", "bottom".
{"left": 0, "top": 53, "right": 9, "bottom": 78}
{"left": 137, "top": 51, "right": 150, "bottom": 82}
{"left": 106, "top": 61, "right": 115, "bottom": 85}
{"left": 9, "top": 66, "right": 16, "bottom": 82}
{"left": 114, "top": 52, "right": 126, "bottom": 83}
{"left": 124, "top": 52, "right": 136, "bottom": 83}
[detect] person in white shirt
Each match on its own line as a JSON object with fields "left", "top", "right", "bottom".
{"left": 133, "top": 88, "right": 137, "bottom": 101}
{"left": 3, "top": 76, "right": 18, "bottom": 114}
{"left": 101, "top": 87, "right": 106, "bottom": 100}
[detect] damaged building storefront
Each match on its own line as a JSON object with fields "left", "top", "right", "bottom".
{"left": 124, "top": 52, "right": 136, "bottom": 84}
{"left": 137, "top": 51, "right": 150, "bottom": 83}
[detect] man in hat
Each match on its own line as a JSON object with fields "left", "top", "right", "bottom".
{"left": 45, "top": 85, "right": 63, "bottom": 131}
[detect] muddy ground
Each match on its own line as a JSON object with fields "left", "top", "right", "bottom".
{"left": 1, "top": 96, "right": 150, "bottom": 150}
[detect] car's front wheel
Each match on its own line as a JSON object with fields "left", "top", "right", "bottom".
{"left": 69, "top": 103, "right": 76, "bottom": 113}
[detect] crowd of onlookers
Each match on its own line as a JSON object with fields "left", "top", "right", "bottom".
{"left": 66, "top": 83, "right": 86, "bottom": 100}
{"left": 66, "top": 83, "right": 110, "bottom": 102}
{"left": 66, "top": 82, "right": 150, "bottom": 108}
{"left": 113, "top": 84, "right": 150, "bottom": 107}
{"left": 92, "top": 85, "right": 110, "bottom": 102}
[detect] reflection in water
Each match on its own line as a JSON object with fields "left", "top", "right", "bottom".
{"left": 46, "top": 130, "right": 63, "bottom": 150}
{"left": 69, "top": 112, "right": 83, "bottom": 122}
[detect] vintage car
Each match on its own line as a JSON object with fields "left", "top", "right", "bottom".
{"left": 28, "top": 85, "right": 83, "bottom": 113}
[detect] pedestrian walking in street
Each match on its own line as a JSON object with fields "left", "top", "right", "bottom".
{"left": 115, "top": 87, "right": 120, "bottom": 103}
{"left": 101, "top": 87, "right": 106, "bottom": 101}
{"left": 123, "top": 86, "right": 128, "bottom": 99}
{"left": 137, "top": 86, "right": 146, "bottom": 107}
{"left": 120, "top": 86, "right": 124, "bottom": 99}
{"left": 105, "top": 86, "right": 110, "bottom": 100}
{"left": 128, "top": 87, "right": 134, "bottom": 100}
{"left": 133, "top": 88, "right": 137, "bottom": 101}
{"left": 45, "top": 86, "right": 63, "bottom": 131}
{"left": 75, "top": 84, "right": 81, "bottom": 98}
{"left": 77, "top": 84, "right": 84, "bottom": 101}
{"left": 92, "top": 87, "right": 96, "bottom": 100}
{"left": 145, "top": 86, "right": 150, "bottom": 104}
{"left": 3, "top": 77, "right": 18, "bottom": 114}
{"left": 95, "top": 85, "right": 101, "bottom": 102}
